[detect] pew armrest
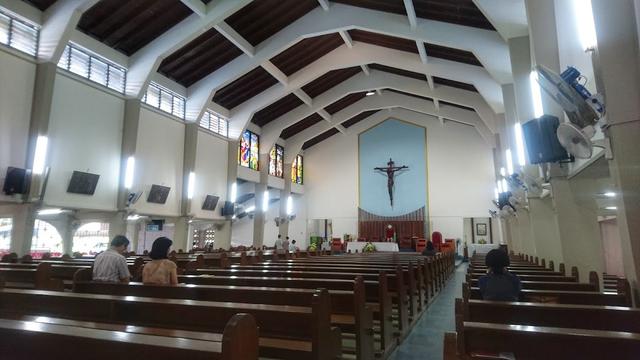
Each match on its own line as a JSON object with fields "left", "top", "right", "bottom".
{"left": 444, "top": 332, "right": 459, "bottom": 360}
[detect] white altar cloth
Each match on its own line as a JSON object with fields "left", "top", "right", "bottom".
{"left": 347, "top": 242, "right": 399, "bottom": 252}
{"left": 468, "top": 243, "right": 500, "bottom": 255}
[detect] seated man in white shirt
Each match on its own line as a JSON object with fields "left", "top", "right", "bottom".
{"left": 92, "top": 235, "right": 131, "bottom": 283}
{"left": 288, "top": 239, "right": 298, "bottom": 252}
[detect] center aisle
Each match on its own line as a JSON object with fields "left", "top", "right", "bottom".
{"left": 389, "top": 262, "right": 468, "bottom": 360}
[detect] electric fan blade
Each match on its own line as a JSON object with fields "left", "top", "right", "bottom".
{"left": 557, "top": 123, "right": 593, "bottom": 159}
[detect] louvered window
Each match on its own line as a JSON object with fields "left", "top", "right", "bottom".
{"left": 142, "top": 82, "right": 186, "bottom": 119}
{"left": 0, "top": 9, "right": 38, "bottom": 57}
{"left": 58, "top": 43, "right": 127, "bottom": 93}
{"left": 199, "top": 110, "right": 229, "bottom": 137}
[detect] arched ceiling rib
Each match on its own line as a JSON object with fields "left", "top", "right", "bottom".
{"left": 228, "top": 42, "right": 503, "bottom": 139}
{"left": 285, "top": 91, "right": 494, "bottom": 156}
{"left": 258, "top": 68, "right": 497, "bottom": 153}
{"left": 16, "top": 0, "right": 510, "bottom": 153}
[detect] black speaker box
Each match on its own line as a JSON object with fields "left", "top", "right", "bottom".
{"left": 2, "top": 167, "right": 30, "bottom": 195}
{"left": 522, "top": 115, "right": 571, "bottom": 164}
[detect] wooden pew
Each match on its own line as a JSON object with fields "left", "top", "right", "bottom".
{"left": 457, "top": 298, "right": 640, "bottom": 333}
{"left": 446, "top": 320, "right": 640, "bottom": 360}
{"left": 0, "top": 288, "right": 341, "bottom": 360}
{"left": 0, "top": 263, "right": 63, "bottom": 290}
{"left": 176, "top": 272, "right": 400, "bottom": 351}
{"left": 0, "top": 314, "right": 258, "bottom": 360}
{"left": 464, "top": 282, "right": 632, "bottom": 307}
{"left": 187, "top": 265, "right": 424, "bottom": 322}
{"left": 73, "top": 276, "right": 375, "bottom": 360}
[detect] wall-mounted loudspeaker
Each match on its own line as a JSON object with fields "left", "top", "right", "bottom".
{"left": 2, "top": 167, "right": 30, "bottom": 195}
{"left": 147, "top": 185, "right": 171, "bottom": 204}
{"left": 221, "top": 201, "right": 235, "bottom": 216}
{"left": 127, "top": 191, "right": 143, "bottom": 205}
{"left": 522, "top": 115, "right": 572, "bottom": 164}
{"left": 67, "top": 171, "right": 100, "bottom": 195}
{"left": 202, "top": 195, "right": 220, "bottom": 211}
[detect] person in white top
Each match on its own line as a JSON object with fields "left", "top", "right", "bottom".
{"left": 288, "top": 239, "right": 298, "bottom": 252}
{"left": 274, "top": 234, "right": 284, "bottom": 250}
{"left": 92, "top": 236, "right": 131, "bottom": 283}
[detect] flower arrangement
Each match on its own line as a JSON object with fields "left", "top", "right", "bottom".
{"left": 478, "top": 239, "right": 487, "bottom": 245}
{"left": 308, "top": 244, "right": 318, "bottom": 252}
{"left": 362, "top": 242, "right": 377, "bottom": 252}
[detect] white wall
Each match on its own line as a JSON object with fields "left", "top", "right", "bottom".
{"left": 0, "top": 51, "right": 35, "bottom": 203}
{"left": 45, "top": 74, "right": 124, "bottom": 211}
{"left": 231, "top": 201, "right": 255, "bottom": 247}
{"left": 190, "top": 130, "right": 228, "bottom": 219}
{"left": 305, "top": 116, "right": 496, "bottom": 241}
{"left": 554, "top": 0, "right": 605, "bottom": 173}
{"left": 263, "top": 196, "right": 280, "bottom": 247}
{"left": 288, "top": 193, "right": 308, "bottom": 247}
{"left": 130, "top": 108, "right": 184, "bottom": 216}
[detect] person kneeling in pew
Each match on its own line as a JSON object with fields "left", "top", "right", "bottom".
{"left": 93, "top": 235, "right": 131, "bottom": 283}
{"left": 142, "top": 237, "right": 178, "bottom": 286}
{"left": 478, "top": 249, "right": 522, "bottom": 301}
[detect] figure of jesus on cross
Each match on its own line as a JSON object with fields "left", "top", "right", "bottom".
{"left": 374, "top": 158, "right": 408, "bottom": 207}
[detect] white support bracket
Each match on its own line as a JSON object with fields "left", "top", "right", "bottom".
{"left": 403, "top": 0, "right": 418, "bottom": 29}
{"left": 293, "top": 89, "right": 313, "bottom": 106}
{"left": 317, "top": 0, "right": 330, "bottom": 11}
{"left": 261, "top": 60, "right": 289, "bottom": 85}
{"left": 214, "top": 21, "right": 255, "bottom": 57}
{"left": 339, "top": 30, "right": 353, "bottom": 48}
{"left": 180, "top": 0, "right": 207, "bottom": 17}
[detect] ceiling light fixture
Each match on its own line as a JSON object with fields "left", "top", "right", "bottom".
{"left": 365, "top": 91, "right": 375, "bottom": 96}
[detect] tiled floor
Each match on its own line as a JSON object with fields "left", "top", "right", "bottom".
{"left": 388, "top": 263, "right": 466, "bottom": 360}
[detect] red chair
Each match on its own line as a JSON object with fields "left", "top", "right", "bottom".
{"left": 415, "top": 238, "right": 427, "bottom": 253}
{"left": 331, "top": 238, "right": 343, "bottom": 252}
{"left": 432, "top": 231, "right": 443, "bottom": 252}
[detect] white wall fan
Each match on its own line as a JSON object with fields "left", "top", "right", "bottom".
{"left": 499, "top": 206, "right": 516, "bottom": 218}
{"left": 520, "top": 172, "right": 551, "bottom": 198}
{"left": 535, "top": 65, "right": 605, "bottom": 159}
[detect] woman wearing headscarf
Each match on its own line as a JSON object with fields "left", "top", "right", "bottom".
{"left": 142, "top": 237, "right": 178, "bottom": 285}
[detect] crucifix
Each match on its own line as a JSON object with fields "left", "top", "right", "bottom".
{"left": 374, "top": 158, "right": 409, "bottom": 207}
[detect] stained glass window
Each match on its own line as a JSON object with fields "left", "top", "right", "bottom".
{"left": 291, "top": 154, "right": 303, "bottom": 184}
{"left": 269, "top": 145, "right": 284, "bottom": 178}
{"left": 238, "top": 130, "right": 259, "bottom": 171}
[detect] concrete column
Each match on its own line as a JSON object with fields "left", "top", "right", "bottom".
{"left": 278, "top": 163, "right": 293, "bottom": 238}
{"left": 508, "top": 36, "right": 536, "bottom": 126}
{"left": 551, "top": 177, "right": 604, "bottom": 280}
{"left": 126, "top": 221, "right": 140, "bottom": 253}
{"left": 592, "top": 0, "right": 640, "bottom": 301}
{"left": 59, "top": 214, "right": 74, "bottom": 256}
{"left": 108, "top": 211, "right": 127, "bottom": 240}
{"left": 524, "top": 0, "right": 565, "bottom": 119}
{"left": 116, "top": 100, "right": 142, "bottom": 210}
{"left": 180, "top": 123, "right": 198, "bottom": 217}
{"left": 221, "top": 140, "right": 239, "bottom": 249}
{"left": 16, "top": 62, "right": 60, "bottom": 254}
{"left": 173, "top": 217, "right": 190, "bottom": 252}
{"left": 528, "top": 197, "right": 563, "bottom": 266}
{"left": 215, "top": 220, "right": 231, "bottom": 250}
{"left": 252, "top": 153, "right": 269, "bottom": 248}
{"left": 513, "top": 210, "right": 536, "bottom": 256}
{"left": 7, "top": 204, "right": 37, "bottom": 256}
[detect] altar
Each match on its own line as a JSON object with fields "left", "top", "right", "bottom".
{"left": 347, "top": 241, "right": 399, "bottom": 252}
{"left": 468, "top": 243, "right": 500, "bottom": 255}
